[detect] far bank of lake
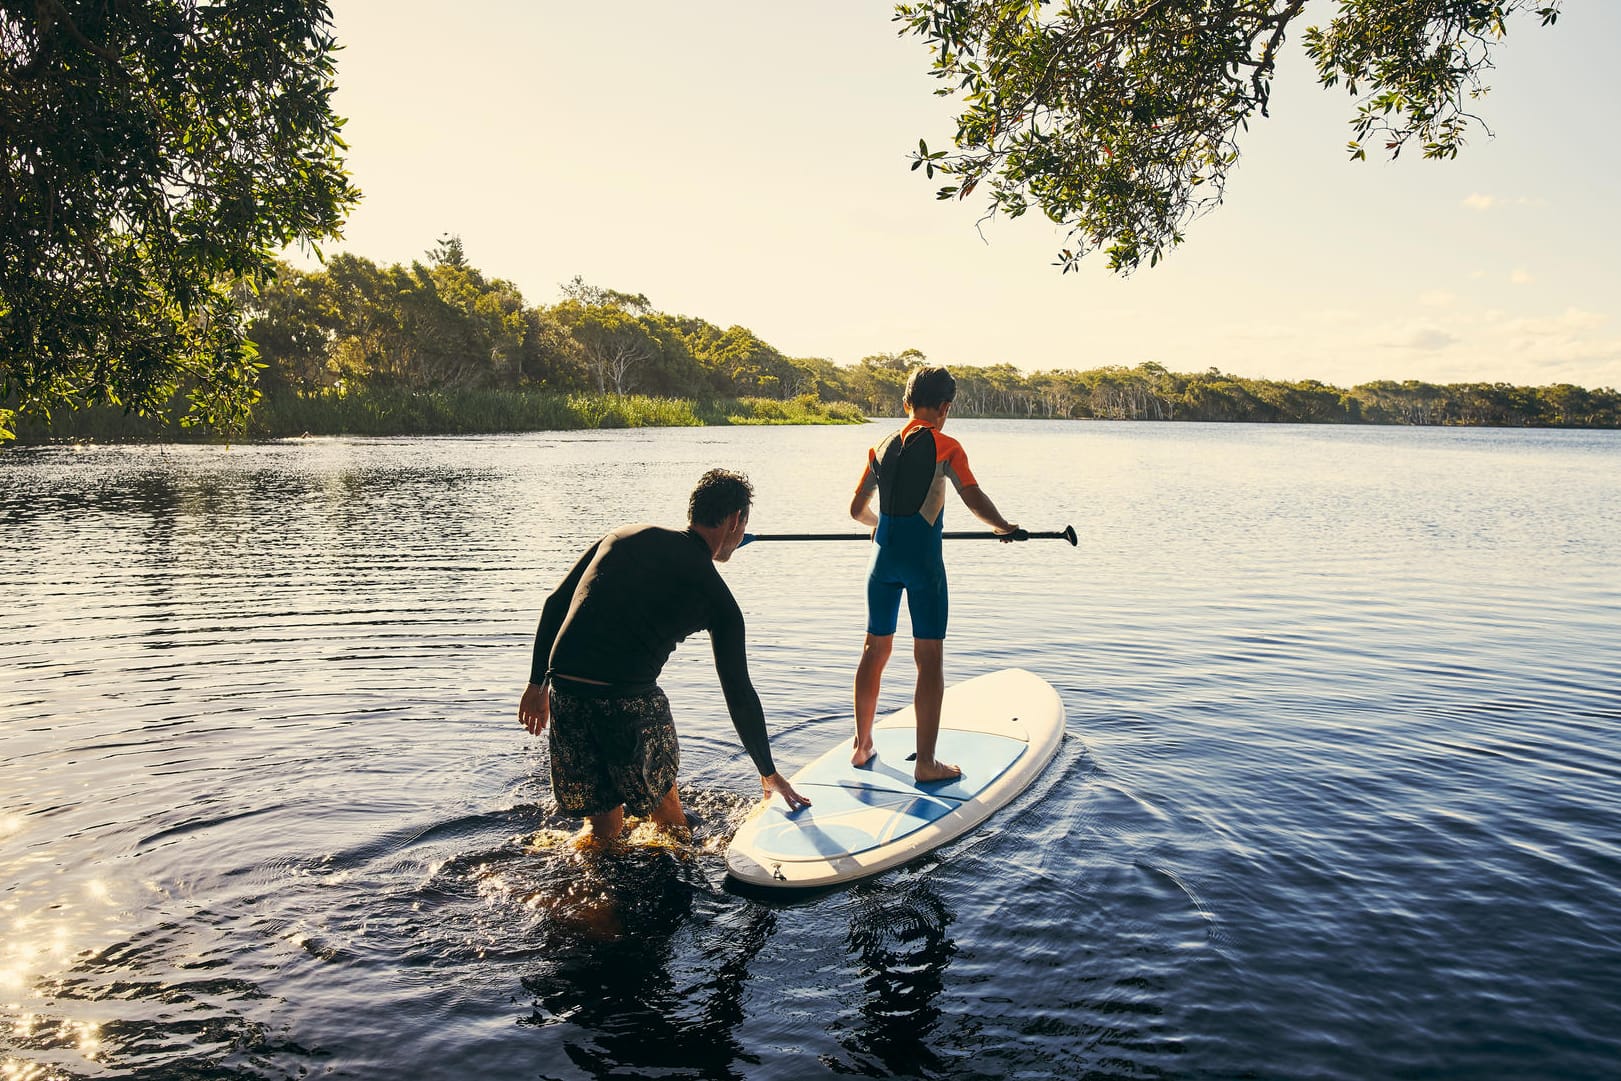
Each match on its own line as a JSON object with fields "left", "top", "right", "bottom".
{"left": 11, "top": 380, "right": 1621, "bottom": 447}
{"left": 8, "top": 388, "right": 868, "bottom": 444}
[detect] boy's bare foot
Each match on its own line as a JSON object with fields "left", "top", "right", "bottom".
{"left": 851, "top": 740, "right": 876, "bottom": 768}
{"left": 913, "top": 759, "right": 962, "bottom": 784}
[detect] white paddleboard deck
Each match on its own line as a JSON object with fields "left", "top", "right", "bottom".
{"left": 726, "top": 668, "right": 1064, "bottom": 889}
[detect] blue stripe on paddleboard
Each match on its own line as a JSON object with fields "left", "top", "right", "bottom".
{"left": 750, "top": 728, "right": 1028, "bottom": 862}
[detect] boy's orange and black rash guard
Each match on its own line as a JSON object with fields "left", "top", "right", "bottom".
{"left": 853, "top": 417, "right": 978, "bottom": 546}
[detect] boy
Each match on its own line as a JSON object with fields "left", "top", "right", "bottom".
{"left": 848, "top": 366, "right": 1019, "bottom": 782}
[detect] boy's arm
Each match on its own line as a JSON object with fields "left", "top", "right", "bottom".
{"left": 959, "top": 485, "right": 1019, "bottom": 537}
{"left": 850, "top": 461, "right": 878, "bottom": 528}
{"left": 850, "top": 485, "right": 877, "bottom": 528}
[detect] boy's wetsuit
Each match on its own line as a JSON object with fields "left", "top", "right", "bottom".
{"left": 852, "top": 418, "right": 978, "bottom": 639}
{"left": 529, "top": 523, "right": 775, "bottom": 777}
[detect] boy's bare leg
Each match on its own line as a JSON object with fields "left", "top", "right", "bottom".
{"left": 853, "top": 633, "right": 894, "bottom": 766}
{"left": 912, "top": 638, "right": 960, "bottom": 782}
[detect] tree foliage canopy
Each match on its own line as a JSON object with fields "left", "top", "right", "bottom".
{"left": 895, "top": 0, "right": 1562, "bottom": 273}
{"left": 0, "top": 0, "right": 359, "bottom": 439}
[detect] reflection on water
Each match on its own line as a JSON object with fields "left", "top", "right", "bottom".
{"left": 4, "top": 424, "right": 1621, "bottom": 1079}
{"left": 840, "top": 878, "right": 957, "bottom": 1076}
{"left": 518, "top": 876, "right": 774, "bottom": 1079}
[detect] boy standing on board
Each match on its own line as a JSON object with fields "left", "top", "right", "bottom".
{"left": 849, "top": 366, "right": 1020, "bottom": 782}
{"left": 518, "top": 469, "right": 809, "bottom": 843}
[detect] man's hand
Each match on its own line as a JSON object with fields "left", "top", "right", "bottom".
{"left": 761, "top": 772, "right": 812, "bottom": 811}
{"left": 996, "top": 523, "right": 1023, "bottom": 543}
{"left": 518, "top": 681, "right": 550, "bottom": 735}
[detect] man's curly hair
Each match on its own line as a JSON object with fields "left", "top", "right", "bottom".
{"left": 688, "top": 468, "right": 753, "bottom": 527}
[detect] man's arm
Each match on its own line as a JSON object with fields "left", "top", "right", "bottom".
{"left": 518, "top": 540, "right": 600, "bottom": 732}
{"left": 709, "top": 590, "right": 811, "bottom": 810}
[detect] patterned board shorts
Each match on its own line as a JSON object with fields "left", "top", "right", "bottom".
{"left": 547, "top": 685, "right": 680, "bottom": 817}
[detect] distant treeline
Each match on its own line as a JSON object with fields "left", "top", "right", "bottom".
{"left": 991, "top": 364, "right": 1621, "bottom": 428}
{"left": 233, "top": 238, "right": 1613, "bottom": 429}
{"left": 18, "top": 238, "right": 1617, "bottom": 441}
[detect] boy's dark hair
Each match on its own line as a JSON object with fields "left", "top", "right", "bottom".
{"left": 904, "top": 365, "right": 956, "bottom": 410}
{"left": 688, "top": 468, "right": 753, "bottom": 527}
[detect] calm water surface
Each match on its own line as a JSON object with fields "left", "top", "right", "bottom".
{"left": 3, "top": 421, "right": 1619, "bottom": 1080}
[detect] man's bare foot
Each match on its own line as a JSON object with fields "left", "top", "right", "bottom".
{"left": 851, "top": 740, "right": 876, "bottom": 768}
{"left": 913, "top": 759, "right": 962, "bottom": 784}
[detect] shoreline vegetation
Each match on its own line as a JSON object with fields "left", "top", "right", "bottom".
{"left": 9, "top": 245, "right": 1619, "bottom": 445}
{"left": 11, "top": 389, "right": 867, "bottom": 444}
{"left": 15, "top": 369, "right": 1620, "bottom": 445}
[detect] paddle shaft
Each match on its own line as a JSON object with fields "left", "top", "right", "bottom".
{"left": 741, "top": 524, "right": 1077, "bottom": 546}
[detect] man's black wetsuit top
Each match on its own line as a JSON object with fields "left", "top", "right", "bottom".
{"left": 529, "top": 523, "right": 775, "bottom": 777}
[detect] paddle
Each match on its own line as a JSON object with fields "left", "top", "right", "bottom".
{"left": 741, "top": 524, "right": 1077, "bottom": 547}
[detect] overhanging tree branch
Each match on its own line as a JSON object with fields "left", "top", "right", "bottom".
{"left": 895, "top": 0, "right": 1563, "bottom": 274}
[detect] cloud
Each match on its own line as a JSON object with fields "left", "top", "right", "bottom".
{"left": 1509, "top": 269, "right": 1534, "bottom": 285}
{"left": 1497, "top": 307, "right": 1610, "bottom": 337}
{"left": 1480, "top": 308, "right": 1621, "bottom": 383}
{"left": 1463, "top": 193, "right": 1496, "bottom": 211}
{"left": 1388, "top": 326, "right": 1460, "bottom": 351}
{"left": 1418, "top": 290, "right": 1456, "bottom": 307}
{"left": 1291, "top": 303, "right": 1620, "bottom": 389}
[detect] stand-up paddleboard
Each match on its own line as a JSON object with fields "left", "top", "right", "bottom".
{"left": 726, "top": 668, "right": 1064, "bottom": 890}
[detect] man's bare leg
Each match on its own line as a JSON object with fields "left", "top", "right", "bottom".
{"left": 912, "top": 638, "right": 960, "bottom": 782}
{"left": 648, "top": 784, "right": 688, "bottom": 836}
{"left": 853, "top": 633, "right": 894, "bottom": 766}
{"left": 576, "top": 805, "right": 625, "bottom": 846}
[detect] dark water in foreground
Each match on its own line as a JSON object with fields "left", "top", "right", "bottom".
{"left": 4, "top": 421, "right": 1619, "bottom": 1080}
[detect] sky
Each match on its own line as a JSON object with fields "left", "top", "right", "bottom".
{"left": 293, "top": 2, "right": 1621, "bottom": 391}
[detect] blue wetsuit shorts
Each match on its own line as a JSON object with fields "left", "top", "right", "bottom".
{"left": 865, "top": 517, "right": 949, "bottom": 639}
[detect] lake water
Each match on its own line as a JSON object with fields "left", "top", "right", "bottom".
{"left": 3, "top": 420, "right": 1619, "bottom": 1080}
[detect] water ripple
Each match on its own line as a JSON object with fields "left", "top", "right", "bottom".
{"left": 4, "top": 424, "right": 1620, "bottom": 1079}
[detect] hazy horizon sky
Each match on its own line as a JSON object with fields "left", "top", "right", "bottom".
{"left": 294, "top": 2, "right": 1621, "bottom": 391}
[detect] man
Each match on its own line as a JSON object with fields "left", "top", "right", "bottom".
{"left": 849, "top": 366, "right": 1020, "bottom": 782}
{"left": 518, "top": 468, "right": 809, "bottom": 843}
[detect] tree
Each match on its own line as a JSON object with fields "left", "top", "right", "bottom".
{"left": 427, "top": 233, "right": 468, "bottom": 270}
{"left": 695, "top": 325, "right": 798, "bottom": 398}
{"left": 241, "top": 264, "right": 336, "bottom": 393}
{"left": 554, "top": 301, "right": 656, "bottom": 395}
{"left": 845, "top": 351, "right": 923, "bottom": 415}
{"left": 895, "top": 1, "right": 1562, "bottom": 274}
{"left": 558, "top": 275, "right": 652, "bottom": 315}
{"left": 0, "top": 0, "right": 359, "bottom": 440}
